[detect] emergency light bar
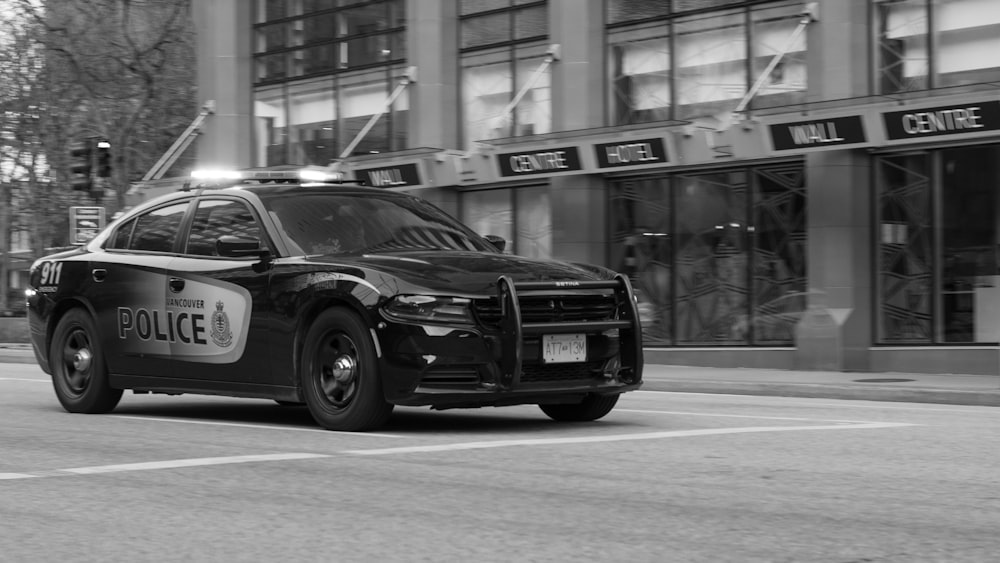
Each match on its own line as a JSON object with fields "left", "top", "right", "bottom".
{"left": 189, "top": 167, "right": 355, "bottom": 185}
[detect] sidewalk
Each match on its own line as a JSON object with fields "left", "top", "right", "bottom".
{"left": 3, "top": 343, "right": 998, "bottom": 407}
{"left": 640, "top": 364, "right": 1000, "bottom": 407}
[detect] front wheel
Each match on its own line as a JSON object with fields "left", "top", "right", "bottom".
{"left": 539, "top": 394, "right": 620, "bottom": 422}
{"left": 49, "top": 308, "right": 123, "bottom": 414}
{"left": 300, "top": 308, "right": 393, "bottom": 431}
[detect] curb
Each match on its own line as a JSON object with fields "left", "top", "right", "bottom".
{"left": 639, "top": 378, "right": 1000, "bottom": 407}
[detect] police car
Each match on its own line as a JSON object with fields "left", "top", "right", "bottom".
{"left": 26, "top": 168, "right": 643, "bottom": 431}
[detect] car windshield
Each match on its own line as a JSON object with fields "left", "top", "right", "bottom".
{"left": 261, "top": 192, "right": 497, "bottom": 256}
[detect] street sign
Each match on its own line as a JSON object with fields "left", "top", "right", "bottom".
{"left": 70, "top": 206, "right": 105, "bottom": 245}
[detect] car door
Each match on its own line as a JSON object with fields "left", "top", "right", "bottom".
{"left": 164, "top": 196, "right": 273, "bottom": 384}
{"left": 90, "top": 200, "right": 192, "bottom": 378}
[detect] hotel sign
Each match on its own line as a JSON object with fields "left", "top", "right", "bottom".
{"left": 593, "top": 138, "right": 668, "bottom": 168}
{"left": 768, "top": 115, "right": 868, "bottom": 151}
{"left": 882, "top": 101, "right": 1000, "bottom": 141}
{"left": 496, "top": 146, "right": 583, "bottom": 177}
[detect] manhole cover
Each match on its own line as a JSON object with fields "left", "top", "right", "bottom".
{"left": 852, "top": 378, "right": 916, "bottom": 383}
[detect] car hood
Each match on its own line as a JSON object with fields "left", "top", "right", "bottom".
{"left": 307, "top": 250, "right": 614, "bottom": 295}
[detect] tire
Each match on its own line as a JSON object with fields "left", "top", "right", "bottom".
{"left": 300, "top": 308, "right": 393, "bottom": 431}
{"left": 49, "top": 308, "right": 123, "bottom": 414}
{"left": 539, "top": 393, "right": 620, "bottom": 422}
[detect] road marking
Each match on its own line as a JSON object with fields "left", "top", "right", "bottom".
{"left": 0, "top": 453, "right": 331, "bottom": 481}
{"left": 617, "top": 408, "right": 883, "bottom": 424}
{"left": 110, "top": 415, "right": 403, "bottom": 438}
{"left": 0, "top": 378, "right": 47, "bottom": 383}
{"left": 342, "top": 422, "right": 915, "bottom": 456}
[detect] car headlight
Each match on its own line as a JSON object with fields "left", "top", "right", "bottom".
{"left": 383, "top": 295, "right": 474, "bottom": 324}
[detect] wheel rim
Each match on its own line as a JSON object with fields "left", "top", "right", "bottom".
{"left": 60, "top": 327, "right": 93, "bottom": 396}
{"left": 314, "top": 331, "right": 359, "bottom": 409}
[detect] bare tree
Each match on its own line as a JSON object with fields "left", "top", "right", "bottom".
{"left": 0, "top": 0, "right": 196, "bottom": 313}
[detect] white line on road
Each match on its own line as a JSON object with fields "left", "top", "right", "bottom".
{"left": 110, "top": 414, "right": 404, "bottom": 438}
{"left": 617, "top": 408, "right": 886, "bottom": 424}
{"left": 0, "top": 378, "right": 47, "bottom": 383}
{"left": 341, "top": 421, "right": 915, "bottom": 456}
{"left": 0, "top": 453, "right": 331, "bottom": 481}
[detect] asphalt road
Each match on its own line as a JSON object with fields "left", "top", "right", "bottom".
{"left": 2, "top": 362, "right": 999, "bottom": 562}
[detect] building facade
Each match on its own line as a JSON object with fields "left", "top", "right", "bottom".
{"left": 192, "top": 0, "right": 1000, "bottom": 375}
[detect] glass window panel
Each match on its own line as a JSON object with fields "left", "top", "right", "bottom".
{"left": 303, "top": 0, "right": 338, "bottom": 13}
{"left": 297, "top": 44, "right": 338, "bottom": 74}
{"left": 340, "top": 76, "right": 390, "bottom": 155}
{"left": 303, "top": 12, "right": 337, "bottom": 43}
{"left": 256, "top": 52, "right": 288, "bottom": 82}
{"left": 514, "top": 49, "right": 551, "bottom": 135}
{"left": 461, "top": 0, "right": 511, "bottom": 16}
{"left": 257, "top": 22, "right": 288, "bottom": 52}
{"left": 607, "top": 0, "right": 671, "bottom": 25}
{"left": 874, "top": 0, "right": 929, "bottom": 93}
{"left": 941, "top": 146, "right": 1000, "bottom": 343}
{"left": 340, "top": 33, "right": 392, "bottom": 68}
{"left": 515, "top": 187, "right": 551, "bottom": 259}
{"left": 462, "top": 190, "right": 513, "bottom": 252}
{"left": 750, "top": 1, "right": 807, "bottom": 110}
{"left": 934, "top": 0, "right": 1000, "bottom": 87}
{"left": 751, "top": 165, "right": 806, "bottom": 345}
{"left": 673, "top": 0, "right": 742, "bottom": 13}
{"left": 462, "top": 12, "right": 512, "bottom": 48}
{"left": 338, "top": 3, "right": 390, "bottom": 36}
{"left": 259, "top": 0, "right": 286, "bottom": 22}
{"left": 129, "top": 203, "right": 189, "bottom": 253}
{"left": 674, "top": 171, "right": 748, "bottom": 345}
{"left": 674, "top": 9, "right": 746, "bottom": 120}
{"left": 289, "top": 79, "right": 337, "bottom": 165}
{"left": 877, "top": 154, "right": 932, "bottom": 342}
{"left": 254, "top": 88, "right": 288, "bottom": 166}
{"left": 514, "top": 4, "right": 547, "bottom": 39}
{"left": 186, "top": 200, "right": 263, "bottom": 257}
{"left": 608, "top": 23, "right": 671, "bottom": 125}
{"left": 609, "top": 177, "right": 673, "bottom": 345}
{"left": 462, "top": 52, "right": 513, "bottom": 146}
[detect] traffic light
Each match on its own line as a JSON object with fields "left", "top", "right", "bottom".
{"left": 96, "top": 141, "right": 112, "bottom": 178}
{"left": 69, "top": 141, "right": 93, "bottom": 191}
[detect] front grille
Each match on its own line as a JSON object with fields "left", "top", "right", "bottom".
{"left": 520, "top": 360, "right": 606, "bottom": 383}
{"left": 474, "top": 294, "right": 618, "bottom": 327}
{"left": 420, "top": 368, "right": 480, "bottom": 386}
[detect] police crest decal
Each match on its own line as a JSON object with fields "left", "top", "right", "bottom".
{"left": 211, "top": 300, "right": 233, "bottom": 348}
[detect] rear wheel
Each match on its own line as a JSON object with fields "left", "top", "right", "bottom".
{"left": 300, "top": 308, "right": 393, "bottom": 431}
{"left": 49, "top": 308, "right": 123, "bottom": 414}
{"left": 539, "top": 393, "right": 619, "bottom": 422}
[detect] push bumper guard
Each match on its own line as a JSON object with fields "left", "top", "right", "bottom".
{"left": 495, "top": 273, "right": 643, "bottom": 390}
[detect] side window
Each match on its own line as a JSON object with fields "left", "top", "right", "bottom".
{"left": 185, "top": 199, "right": 263, "bottom": 257}
{"left": 129, "top": 202, "right": 190, "bottom": 253}
{"left": 108, "top": 218, "right": 137, "bottom": 249}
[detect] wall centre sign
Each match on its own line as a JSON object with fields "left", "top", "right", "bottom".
{"left": 496, "top": 146, "right": 583, "bottom": 177}
{"left": 768, "top": 115, "right": 868, "bottom": 151}
{"left": 354, "top": 163, "right": 422, "bottom": 188}
{"left": 882, "top": 100, "right": 1000, "bottom": 141}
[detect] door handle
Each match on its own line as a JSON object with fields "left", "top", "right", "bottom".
{"left": 168, "top": 278, "right": 185, "bottom": 293}
{"left": 92, "top": 269, "right": 107, "bottom": 282}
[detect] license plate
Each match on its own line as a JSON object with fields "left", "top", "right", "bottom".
{"left": 542, "top": 333, "right": 587, "bottom": 364}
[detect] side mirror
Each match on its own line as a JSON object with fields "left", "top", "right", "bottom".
{"left": 217, "top": 235, "right": 270, "bottom": 258}
{"left": 483, "top": 234, "right": 506, "bottom": 252}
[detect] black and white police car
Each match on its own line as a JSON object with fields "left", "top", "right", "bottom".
{"left": 26, "top": 168, "right": 643, "bottom": 431}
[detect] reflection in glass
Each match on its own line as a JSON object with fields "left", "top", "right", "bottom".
{"left": 877, "top": 154, "right": 932, "bottom": 342}
{"left": 674, "top": 9, "right": 745, "bottom": 120}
